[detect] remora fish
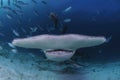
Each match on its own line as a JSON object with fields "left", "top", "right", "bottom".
{"left": 50, "top": 12, "right": 59, "bottom": 28}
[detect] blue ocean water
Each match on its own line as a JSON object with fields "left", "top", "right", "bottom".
{"left": 0, "top": 0, "right": 119, "bottom": 59}
{"left": 0, "top": 0, "right": 120, "bottom": 80}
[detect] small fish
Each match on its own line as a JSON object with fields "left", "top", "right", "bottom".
{"left": 31, "top": 0, "right": 37, "bottom": 4}
{"left": 17, "top": 1, "right": 28, "bottom": 6}
{"left": 2, "top": 6, "right": 18, "bottom": 15}
{"left": 50, "top": 12, "right": 59, "bottom": 28}
{"left": 11, "top": 49, "right": 18, "bottom": 53}
{"left": 8, "top": 43, "right": 16, "bottom": 48}
{"left": 21, "top": 28, "right": 26, "bottom": 33}
{"left": 36, "top": 24, "right": 44, "bottom": 31}
{"left": 30, "top": 27, "right": 38, "bottom": 32}
{"left": 2, "top": 6, "right": 12, "bottom": 11}
{"left": 33, "top": 10, "right": 40, "bottom": 16}
{"left": 6, "top": 13, "right": 13, "bottom": 19}
{"left": 12, "top": 29, "right": 20, "bottom": 37}
{"left": 14, "top": 3, "right": 22, "bottom": 10}
{"left": 11, "top": 9, "right": 18, "bottom": 15}
{"left": 41, "top": 0, "right": 47, "bottom": 4}
{"left": 63, "top": 6, "right": 72, "bottom": 13}
{"left": 64, "top": 19, "right": 71, "bottom": 23}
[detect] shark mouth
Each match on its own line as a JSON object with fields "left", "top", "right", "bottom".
{"left": 45, "top": 49, "right": 74, "bottom": 55}
{"left": 46, "top": 49, "right": 73, "bottom": 53}
{"left": 44, "top": 49, "right": 75, "bottom": 62}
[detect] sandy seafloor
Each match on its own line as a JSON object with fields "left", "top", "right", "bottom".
{"left": 0, "top": 45, "right": 120, "bottom": 80}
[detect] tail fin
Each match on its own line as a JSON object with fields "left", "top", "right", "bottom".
{"left": 105, "top": 36, "right": 112, "bottom": 43}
